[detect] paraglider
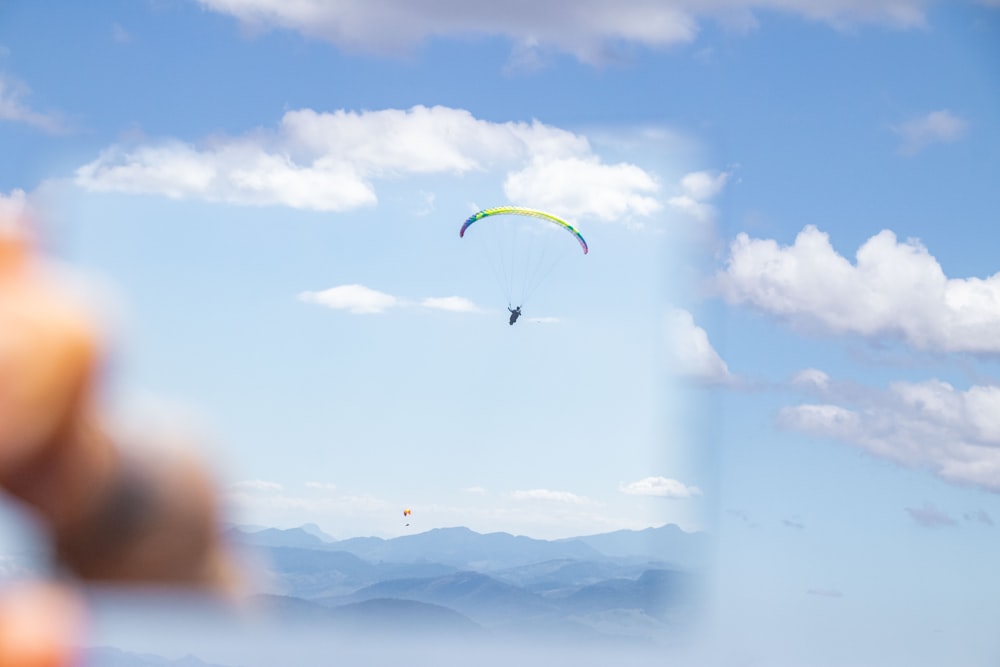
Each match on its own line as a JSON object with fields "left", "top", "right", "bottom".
{"left": 403, "top": 508, "right": 412, "bottom": 526}
{"left": 459, "top": 206, "right": 587, "bottom": 323}
{"left": 459, "top": 206, "right": 588, "bottom": 254}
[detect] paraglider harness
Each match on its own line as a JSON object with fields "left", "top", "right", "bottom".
{"left": 508, "top": 305, "right": 522, "bottom": 325}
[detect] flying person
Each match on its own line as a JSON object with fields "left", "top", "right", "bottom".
{"left": 508, "top": 305, "right": 522, "bottom": 325}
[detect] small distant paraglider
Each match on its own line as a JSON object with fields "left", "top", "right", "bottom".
{"left": 403, "top": 508, "right": 412, "bottom": 526}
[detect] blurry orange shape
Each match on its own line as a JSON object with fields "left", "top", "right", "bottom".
{"left": 0, "top": 215, "right": 99, "bottom": 473}
{"left": 0, "top": 582, "right": 84, "bottom": 667}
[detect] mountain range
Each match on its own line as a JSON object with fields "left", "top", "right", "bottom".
{"left": 227, "top": 523, "right": 708, "bottom": 646}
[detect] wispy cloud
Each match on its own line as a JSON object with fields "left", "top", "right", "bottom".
{"left": 893, "top": 109, "right": 967, "bottom": 155}
{"left": 619, "top": 476, "right": 702, "bottom": 498}
{"left": 778, "top": 377, "right": 1000, "bottom": 493}
{"left": 905, "top": 503, "right": 958, "bottom": 528}
{"left": 0, "top": 73, "right": 66, "bottom": 133}
{"left": 196, "top": 0, "right": 930, "bottom": 66}
{"left": 230, "top": 479, "right": 284, "bottom": 492}
{"left": 298, "top": 284, "right": 485, "bottom": 315}
{"left": 668, "top": 169, "right": 730, "bottom": 223}
{"left": 510, "top": 489, "right": 592, "bottom": 504}
{"left": 717, "top": 225, "right": 1000, "bottom": 355}
{"left": 964, "top": 509, "right": 994, "bottom": 526}
{"left": 75, "top": 105, "right": 661, "bottom": 222}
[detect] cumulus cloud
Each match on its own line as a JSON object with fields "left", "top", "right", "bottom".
{"left": 619, "top": 476, "right": 702, "bottom": 498}
{"left": 75, "top": 105, "right": 660, "bottom": 222}
{"left": 419, "top": 296, "right": 482, "bottom": 313}
{"left": 0, "top": 74, "right": 66, "bottom": 133}
{"left": 298, "top": 283, "right": 485, "bottom": 315}
{"left": 893, "top": 110, "right": 968, "bottom": 155}
{"left": 299, "top": 284, "right": 399, "bottom": 314}
{"left": 510, "top": 489, "right": 592, "bottom": 504}
{"left": 505, "top": 156, "right": 661, "bottom": 224}
{"left": 668, "top": 169, "right": 730, "bottom": 222}
{"left": 905, "top": 503, "right": 958, "bottom": 527}
{"left": 196, "top": 1, "right": 930, "bottom": 65}
{"left": 717, "top": 225, "right": 1000, "bottom": 355}
{"left": 777, "top": 378, "right": 1000, "bottom": 493}
{"left": 665, "top": 307, "right": 732, "bottom": 384}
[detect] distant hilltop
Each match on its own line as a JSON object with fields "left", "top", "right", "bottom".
{"left": 224, "top": 523, "right": 710, "bottom": 572}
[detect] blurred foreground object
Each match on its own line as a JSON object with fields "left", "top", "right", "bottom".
{"left": 0, "top": 209, "right": 240, "bottom": 591}
{"left": 0, "top": 582, "right": 83, "bottom": 667}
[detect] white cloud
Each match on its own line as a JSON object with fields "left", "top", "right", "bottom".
{"left": 298, "top": 284, "right": 399, "bottom": 314}
{"left": 510, "top": 489, "right": 592, "bottom": 504}
{"left": 893, "top": 109, "right": 968, "bottom": 155}
{"left": 665, "top": 307, "right": 732, "bottom": 384}
{"left": 504, "top": 156, "right": 661, "bottom": 223}
{"left": 196, "top": 1, "right": 930, "bottom": 65}
{"left": 679, "top": 169, "right": 730, "bottom": 201}
{"left": 419, "top": 296, "right": 481, "bottom": 313}
{"left": 778, "top": 378, "right": 1000, "bottom": 493}
{"left": 668, "top": 169, "right": 730, "bottom": 223}
{"left": 299, "top": 283, "right": 486, "bottom": 315}
{"left": 230, "top": 479, "right": 284, "bottom": 492}
{"left": 75, "top": 105, "right": 660, "bottom": 221}
{"left": 791, "top": 368, "right": 830, "bottom": 390}
{"left": 717, "top": 225, "right": 1000, "bottom": 355}
{"left": 619, "top": 476, "right": 702, "bottom": 498}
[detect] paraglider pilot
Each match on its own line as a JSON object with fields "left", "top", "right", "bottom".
{"left": 508, "top": 305, "right": 522, "bottom": 325}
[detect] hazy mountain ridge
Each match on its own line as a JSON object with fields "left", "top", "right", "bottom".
{"left": 320, "top": 570, "right": 561, "bottom": 623}
{"left": 231, "top": 523, "right": 707, "bottom": 644}
{"left": 83, "top": 646, "right": 239, "bottom": 667}
{"left": 229, "top": 525, "right": 610, "bottom": 569}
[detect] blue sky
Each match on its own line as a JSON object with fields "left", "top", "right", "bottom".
{"left": 2, "top": 1, "right": 999, "bottom": 663}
